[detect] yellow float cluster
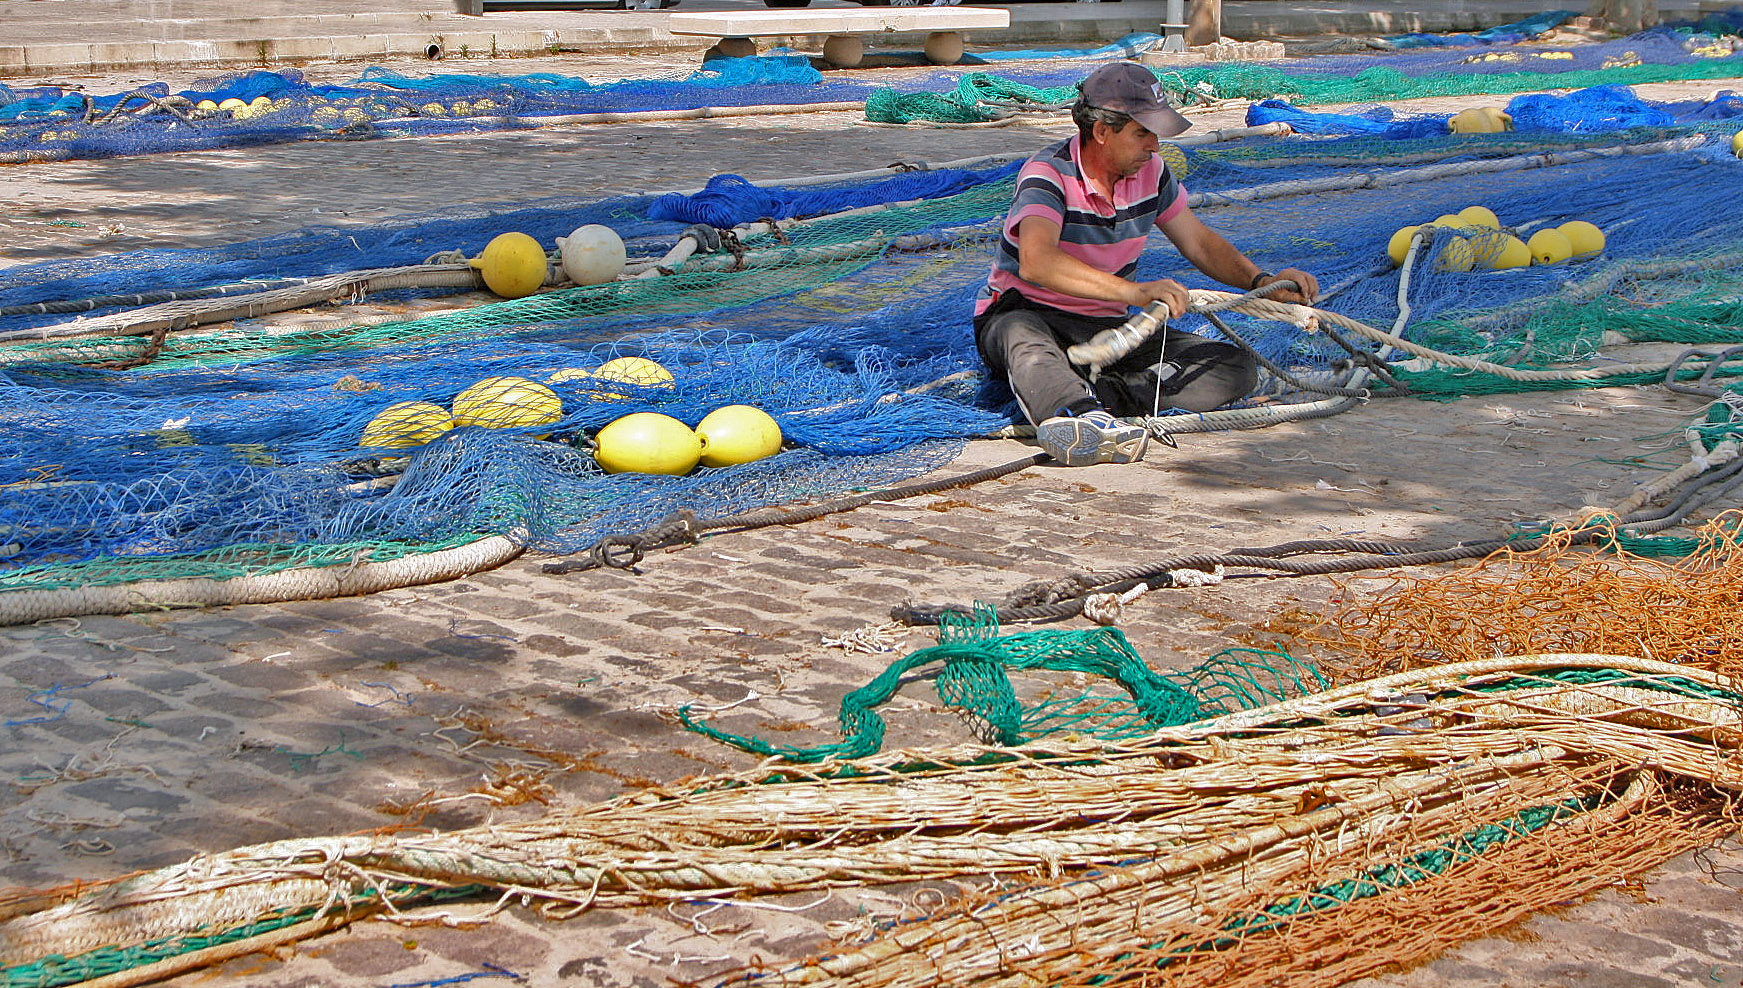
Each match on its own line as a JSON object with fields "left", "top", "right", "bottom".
{"left": 357, "top": 358, "right": 784, "bottom": 470}
{"left": 593, "top": 404, "right": 784, "bottom": 475}
{"left": 1386, "top": 207, "right": 1606, "bottom": 272}
{"left": 192, "top": 96, "right": 282, "bottom": 121}
{"left": 359, "top": 375, "right": 564, "bottom": 449}
{"left": 548, "top": 355, "right": 674, "bottom": 399}
{"left": 302, "top": 94, "right": 413, "bottom": 126}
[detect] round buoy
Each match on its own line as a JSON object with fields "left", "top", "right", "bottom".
{"left": 546, "top": 368, "right": 594, "bottom": 385}
{"left": 1156, "top": 142, "right": 1191, "bottom": 180}
{"left": 1527, "top": 228, "right": 1574, "bottom": 265}
{"left": 451, "top": 376, "right": 564, "bottom": 429}
{"left": 1477, "top": 233, "right": 1531, "bottom": 270}
{"left": 1456, "top": 205, "right": 1500, "bottom": 229}
{"left": 1386, "top": 225, "right": 1420, "bottom": 266}
{"left": 594, "top": 412, "right": 702, "bottom": 475}
{"left": 593, "top": 356, "right": 674, "bottom": 399}
{"left": 360, "top": 400, "right": 454, "bottom": 449}
{"left": 471, "top": 232, "right": 548, "bottom": 299}
{"left": 218, "top": 97, "right": 247, "bottom": 111}
{"left": 696, "top": 405, "right": 783, "bottom": 468}
{"left": 1556, "top": 220, "right": 1605, "bottom": 259}
{"left": 1733, "top": 130, "right": 1743, "bottom": 157}
{"left": 558, "top": 224, "right": 627, "bottom": 286}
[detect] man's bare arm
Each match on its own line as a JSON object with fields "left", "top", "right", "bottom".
{"left": 1016, "top": 216, "right": 1191, "bottom": 316}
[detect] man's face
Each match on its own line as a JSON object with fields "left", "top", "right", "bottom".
{"left": 1098, "top": 118, "right": 1160, "bottom": 178}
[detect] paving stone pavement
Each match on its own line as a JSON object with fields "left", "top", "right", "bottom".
{"left": 3, "top": 39, "right": 1743, "bottom": 988}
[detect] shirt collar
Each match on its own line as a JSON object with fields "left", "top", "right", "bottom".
{"left": 1066, "top": 132, "right": 1131, "bottom": 217}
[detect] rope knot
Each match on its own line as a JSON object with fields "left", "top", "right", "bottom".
{"left": 1081, "top": 583, "right": 1149, "bottom": 626}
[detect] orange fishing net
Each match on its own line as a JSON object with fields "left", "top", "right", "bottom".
{"left": 1299, "top": 511, "right": 1743, "bottom": 683}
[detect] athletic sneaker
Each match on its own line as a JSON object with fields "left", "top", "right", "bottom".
{"left": 1034, "top": 409, "right": 1150, "bottom": 467}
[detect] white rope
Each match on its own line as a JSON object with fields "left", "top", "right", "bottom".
{"left": 1080, "top": 583, "right": 1148, "bottom": 625}
{"left": 1185, "top": 135, "right": 1708, "bottom": 211}
{"left": 0, "top": 265, "right": 479, "bottom": 344}
{"left": 0, "top": 535, "right": 523, "bottom": 626}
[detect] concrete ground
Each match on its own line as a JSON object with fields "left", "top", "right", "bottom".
{"left": 4, "top": 4, "right": 1743, "bottom": 988}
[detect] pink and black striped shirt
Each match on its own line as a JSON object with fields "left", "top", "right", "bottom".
{"left": 976, "top": 134, "right": 1188, "bottom": 319}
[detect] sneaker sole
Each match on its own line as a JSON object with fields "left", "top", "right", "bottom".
{"left": 1035, "top": 419, "right": 1149, "bottom": 467}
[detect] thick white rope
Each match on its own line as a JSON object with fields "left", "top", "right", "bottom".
{"left": 0, "top": 536, "right": 523, "bottom": 626}
{"left": 0, "top": 265, "right": 479, "bottom": 344}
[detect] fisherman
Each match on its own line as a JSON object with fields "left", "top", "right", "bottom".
{"left": 975, "top": 61, "right": 1320, "bottom": 467}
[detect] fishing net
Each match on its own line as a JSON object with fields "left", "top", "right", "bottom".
{"left": 868, "top": 31, "right": 1743, "bottom": 123}
{"left": 1299, "top": 511, "right": 1743, "bottom": 682}
{"left": 1379, "top": 9, "right": 1576, "bottom": 48}
{"left": 4, "top": 72, "right": 1743, "bottom": 621}
{"left": 680, "top": 604, "right": 1327, "bottom": 759}
{"left": 3, "top": 652, "right": 1737, "bottom": 988}
{"left": 0, "top": 58, "right": 879, "bottom": 164}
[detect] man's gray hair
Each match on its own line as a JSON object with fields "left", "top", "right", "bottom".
{"left": 1072, "top": 101, "right": 1133, "bottom": 140}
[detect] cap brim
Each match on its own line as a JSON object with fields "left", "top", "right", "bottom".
{"left": 1134, "top": 104, "right": 1192, "bottom": 139}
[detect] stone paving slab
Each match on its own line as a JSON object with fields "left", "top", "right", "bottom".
{"left": 2, "top": 41, "right": 1743, "bottom": 988}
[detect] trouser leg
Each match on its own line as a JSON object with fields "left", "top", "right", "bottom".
{"left": 1161, "top": 330, "right": 1259, "bottom": 412}
{"left": 976, "top": 306, "right": 1100, "bottom": 426}
{"left": 1094, "top": 328, "right": 1258, "bottom": 416}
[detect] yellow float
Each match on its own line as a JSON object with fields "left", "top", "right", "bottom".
{"left": 360, "top": 400, "right": 455, "bottom": 449}
{"left": 1386, "top": 225, "right": 1420, "bottom": 266}
{"left": 593, "top": 412, "right": 702, "bottom": 475}
{"left": 471, "top": 232, "right": 548, "bottom": 299}
{"left": 1527, "top": 228, "right": 1574, "bottom": 266}
{"left": 592, "top": 356, "right": 675, "bottom": 400}
{"left": 696, "top": 405, "right": 783, "bottom": 468}
{"left": 1557, "top": 220, "right": 1606, "bottom": 258}
{"left": 451, "top": 376, "right": 563, "bottom": 429}
{"left": 1456, "top": 205, "right": 1500, "bottom": 229}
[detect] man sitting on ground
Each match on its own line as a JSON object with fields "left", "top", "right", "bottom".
{"left": 975, "top": 61, "right": 1320, "bottom": 466}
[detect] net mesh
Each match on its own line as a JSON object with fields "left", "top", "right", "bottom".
{"left": 6, "top": 654, "right": 1736, "bottom": 988}
{"left": 1299, "top": 511, "right": 1743, "bottom": 681}
{"left": 3, "top": 73, "right": 1743, "bottom": 606}
{"left": 680, "top": 604, "right": 1327, "bottom": 760}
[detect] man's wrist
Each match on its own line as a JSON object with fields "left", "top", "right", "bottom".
{"left": 1249, "top": 270, "right": 1273, "bottom": 291}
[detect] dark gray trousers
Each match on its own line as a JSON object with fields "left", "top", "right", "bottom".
{"left": 974, "top": 292, "right": 1259, "bottom": 425}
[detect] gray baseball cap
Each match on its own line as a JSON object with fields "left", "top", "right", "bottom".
{"left": 1078, "top": 62, "right": 1192, "bottom": 139}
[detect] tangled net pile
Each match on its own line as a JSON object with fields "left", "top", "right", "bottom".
{"left": 2, "top": 649, "right": 1737, "bottom": 988}
{"left": 1304, "top": 511, "right": 1743, "bottom": 681}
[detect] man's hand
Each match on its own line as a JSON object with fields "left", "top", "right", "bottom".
{"left": 1257, "top": 268, "right": 1320, "bottom": 306}
{"left": 1132, "top": 278, "right": 1190, "bottom": 318}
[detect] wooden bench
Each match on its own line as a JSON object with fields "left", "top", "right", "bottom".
{"left": 666, "top": 7, "right": 1010, "bottom": 68}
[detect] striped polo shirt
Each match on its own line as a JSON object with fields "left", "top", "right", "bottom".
{"left": 976, "top": 134, "right": 1188, "bottom": 319}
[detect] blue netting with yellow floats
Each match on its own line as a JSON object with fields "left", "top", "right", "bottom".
{"left": 2, "top": 71, "right": 1743, "bottom": 608}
